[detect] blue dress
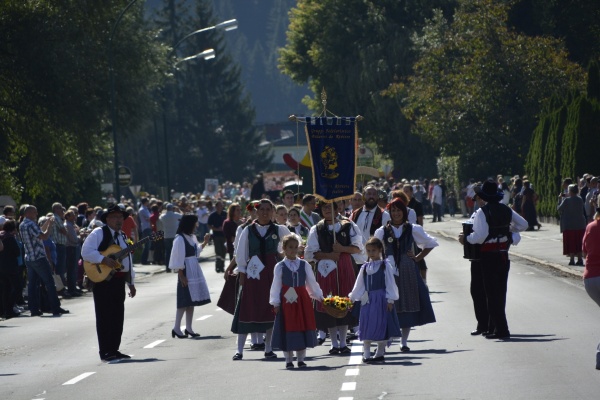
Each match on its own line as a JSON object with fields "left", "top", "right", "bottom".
{"left": 357, "top": 262, "right": 401, "bottom": 341}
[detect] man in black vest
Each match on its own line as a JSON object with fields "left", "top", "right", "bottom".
{"left": 350, "top": 185, "right": 390, "bottom": 265}
{"left": 82, "top": 205, "right": 136, "bottom": 361}
{"left": 459, "top": 180, "right": 527, "bottom": 339}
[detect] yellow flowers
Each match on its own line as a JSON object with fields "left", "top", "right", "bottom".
{"left": 323, "top": 295, "right": 353, "bottom": 311}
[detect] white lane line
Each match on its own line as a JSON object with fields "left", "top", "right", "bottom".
{"left": 196, "top": 315, "right": 213, "bottom": 321}
{"left": 63, "top": 372, "right": 95, "bottom": 385}
{"left": 144, "top": 340, "right": 165, "bottom": 349}
{"left": 348, "top": 341, "right": 363, "bottom": 365}
{"left": 338, "top": 398, "right": 354, "bottom": 400}
{"left": 345, "top": 368, "right": 359, "bottom": 376}
{"left": 341, "top": 382, "right": 357, "bottom": 391}
{"left": 215, "top": 308, "right": 222, "bottom": 311}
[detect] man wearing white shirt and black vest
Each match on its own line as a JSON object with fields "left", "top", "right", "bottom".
{"left": 459, "top": 179, "right": 527, "bottom": 340}
{"left": 82, "top": 205, "right": 136, "bottom": 361}
{"left": 350, "top": 186, "right": 391, "bottom": 266}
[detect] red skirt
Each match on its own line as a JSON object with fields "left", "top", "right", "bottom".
{"left": 315, "top": 253, "right": 355, "bottom": 314}
{"left": 563, "top": 229, "right": 585, "bottom": 255}
{"left": 281, "top": 285, "right": 316, "bottom": 332}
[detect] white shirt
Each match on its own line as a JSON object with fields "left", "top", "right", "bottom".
{"left": 81, "top": 226, "right": 135, "bottom": 284}
{"left": 349, "top": 260, "right": 399, "bottom": 304}
{"left": 354, "top": 207, "right": 391, "bottom": 245}
{"left": 196, "top": 207, "right": 210, "bottom": 224}
{"left": 374, "top": 224, "right": 439, "bottom": 250}
{"left": 466, "top": 207, "right": 528, "bottom": 245}
{"left": 269, "top": 258, "right": 323, "bottom": 306}
{"left": 304, "top": 220, "right": 364, "bottom": 263}
{"left": 431, "top": 185, "right": 443, "bottom": 205}
{"left": 234, "top": 223, "right": 291, "bottom": 272}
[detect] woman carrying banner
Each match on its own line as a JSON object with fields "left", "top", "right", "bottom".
{"left": 374, "top": 198, "right": 438, "bottom": 352}
{"left": 304, "top": 201, "right": 364, "bottom": 355}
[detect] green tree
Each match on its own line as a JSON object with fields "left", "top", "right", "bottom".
{"left": 0, "top": 1, "right": 168, "bottom": 207}
{"left": 148, "top": 0, "right": 271, "bottom": 195}
{"left": 403, "top": 0, "right": 585, "bottom": 179}
{"left": 279, "top": 0, "right": 457, "bottom": 178}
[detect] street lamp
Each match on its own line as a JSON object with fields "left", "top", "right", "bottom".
{"left": 162, "top": 19, "right": 238, "bottom": 200}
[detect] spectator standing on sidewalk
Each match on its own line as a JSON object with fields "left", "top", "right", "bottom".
{"left": 582, "top": 207, "right": 600, "bottom": 370}
{"left": 64, "top": 210, "right": 81, "bottom": 297}
{"left": 138, "top": 198, "right": 152, "bottom": 264}
{"left": 159, "top": 203, "right": 182, "bottom": 273}
{"left": 431, "top": 179, "right": 443, "bottom": 222}
{"left": 208, "top": 200, "right": 227, "bottom": 273}
{"left": 50, "top": 203, "right": 68, "bottom": 293}
{"left": 20, "top": 205, "right": 69, "bottom": 317}
{"left": 558, "top": 184, "right": 587, "bottom": 266}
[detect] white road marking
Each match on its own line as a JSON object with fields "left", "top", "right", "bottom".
{"left": 341, "top": 382, "right": 357, "bottom": 391}
{"left": 196, "top": 315, "right": 212, "bottom": 321}
{"left": 215, "top": 308, "right": 222, "bottom": 311}
{"left": 63, "top": 372, "right": 95, "bottom": 385}
{"left": 348, "top": 341, "right": 363, "bottom": 365}
{"left": 144, "top": 340, "right": 165, "bottom": 349}
{"left": 345, "top": 368, "right": 359, "bottom": 376}
{"left": 338, "top": 398, "right": 354, "bottom": 400}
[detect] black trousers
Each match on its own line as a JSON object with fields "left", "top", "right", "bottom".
{"left": 213, "top": 235, "right": 226, "bottom": 272}
{"left": 470, "top": 260, "right": 489, "bottom": 331}
{"left": 93, "top": 275, "right": 126, "bottom": 359}
{"left": 480, "top": 251, "right": 510, "bottom": 335}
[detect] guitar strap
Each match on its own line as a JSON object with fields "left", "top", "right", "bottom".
{"left": 98, "top": 226, "right": 132, "bottom": 284}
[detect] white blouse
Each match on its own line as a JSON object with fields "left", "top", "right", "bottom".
{"left": 349, "top": 260, "right": 399, "bottom": 304}
{"left": 234, "top": 223, "right": 291, "bottom": 272}
{"left": 374, "top": 224, "right": 439, "bottom": 250}
{"left": 269, "top": 258, "right": 324, "bottom": 306}
{"left": 169, "top": 234, "right": 205, "bottom": 271}
{"left": 304, "top": 220, "right": 365, "bottom": 263}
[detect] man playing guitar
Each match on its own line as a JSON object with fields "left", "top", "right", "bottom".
{"left": 81, "top": 204, "right": 136, "bottom": 362}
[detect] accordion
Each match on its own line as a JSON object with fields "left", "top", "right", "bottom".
{"left": 462, "top": 221, "right": 481, "bottom": 261}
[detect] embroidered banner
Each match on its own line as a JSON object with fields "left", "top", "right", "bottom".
{"left": 305, "top": 117, "right": 357, "bottom": 202}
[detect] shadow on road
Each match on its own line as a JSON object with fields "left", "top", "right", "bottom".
{"left": 501, "top": 334, "right": 564, "bottom": 343}
{"left": 109, "top": 358, "right": 164, "bottom": 364}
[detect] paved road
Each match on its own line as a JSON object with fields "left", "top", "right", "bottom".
{"left": 1, "top": 230, "right": 599, "bottom": 400}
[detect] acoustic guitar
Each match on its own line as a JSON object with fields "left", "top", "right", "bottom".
{"left": 84, "top": 231, "right": 164, "bottom": 283}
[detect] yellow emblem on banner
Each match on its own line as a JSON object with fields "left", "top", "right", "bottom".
{"left": 320, "top": 146, "right": 339, "bottom": 179}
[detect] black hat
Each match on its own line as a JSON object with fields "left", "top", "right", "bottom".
{"left": 100, "top": 204, "right": 129, "bottom": 223}
{"left": 474, "top": 179, "right": 503, "bottom": 202}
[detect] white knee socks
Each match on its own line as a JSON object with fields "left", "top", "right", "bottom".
{"left": 401, "top": 327, "right": 411, "bottom": 347}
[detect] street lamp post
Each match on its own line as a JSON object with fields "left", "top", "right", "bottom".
{"left": 162, "top": 20, "right": 237, "bottom": 200}
{"left": 109, "top": 0, "right": 139, "bottom": 200}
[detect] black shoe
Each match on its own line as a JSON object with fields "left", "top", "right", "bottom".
{"left": 69, "top": 291, "right": 82, "bottom": 297}
{"left": 53, "top": 308, "right": 69, "bottom": 316}
{"left": 297, "top": 361, "right": 307, "bottom": 368}
{"left": 576, "top": 259, "right": 584, "bottom": 266}
{"left": 172, "top": 329, "right": 188, "bottom": 339}
{"left": 317, "top": 338, "right": 326, "bottom": 345}
{"left": 166, "top": 269, "right": 172, "bottom": 273}
{"left": 328, "top": 347, "right": 340, "bottom": 355}
{"left": 370, "top": 355, "right": 385, "bottom": 363}
{"left": 250, "top": 343, "right": 265, "bottom": 350}
{"left": 401, "top": 346, "right": 411, "bottom": 352}
{"left": 60, "top": 291, "right": 72, "bottom": 299}
{"left": 339, "top": 346, "right": 351, "bottom": 354}
{"left": 568, "top": 260, "right": 575, "bottom": 265}
{"left": 471, "top": 329, "right": 484, "bottom": 335}
{"left": 485, "top": 333, "right": 510, "bottom": 340}
{"left": 362, "top": 357, "right": 371, "bottom": 364}
{"left": 347, "top": 332, "right": 358, "bottom": 341}
{"left": 232, "top": 353, "right": 243, "bottom": 360}
{"left": 102, "top": 352, "right": 118, "bottom": 361}
{"left": 264, "top": 351, "right": 277, "bottom": 359}
{"left": 185, "top": 329, "right": 200, "bottom": 338}
{"left": 30, "top": 311, "right": 43, "bottom": 317}
{"left": 285, "top": 362, "right": 294, "bottom": 369}
{"left": 115, "top": 351, "right": 131, "bottom": 359}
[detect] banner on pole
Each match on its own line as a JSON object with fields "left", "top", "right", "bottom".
{"left": 305, "top": 117, "right": 357, "bottom": 202}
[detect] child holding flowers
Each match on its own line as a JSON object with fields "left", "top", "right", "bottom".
{"left": 349, "top": 237, "right": 400, "bottom": 363}
{"left": 270, "top": 235, "right": 324, "bottom": 369}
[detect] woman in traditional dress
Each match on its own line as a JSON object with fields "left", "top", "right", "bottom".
{"left": 270, "top": 235, "right": 323, "bottom": 369}
{"left": 305, "top": 201, "right": 363, "bottom": 355}
{"left": 374, "top": 198, "right": 438, "bottom": 352}
{"left": 558, "top": 184, "right": 587, "bottom": 266}
{"left": 223, "top": 203, "right": 242, "bottom": 263}
{"left": 521, "top": 180, "right": 541, "bottom": 231}
{"left": 169, "top": 214, "right": 211, "bottom": 338}
{"left": 231, "top": 199, "right": 291, "bottom": 360}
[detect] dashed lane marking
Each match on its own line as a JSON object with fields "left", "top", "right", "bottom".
{"left": 144, "top": 340, "right": 165, "bottom": 348}
{"left": 62, "top": 372, "right": 95, "bottom": 385}
{"left": 345, "top": 368, "right": 359, "bottom": 376}
{"left": 196, "top": 315, "right": 213, "bottom": 321}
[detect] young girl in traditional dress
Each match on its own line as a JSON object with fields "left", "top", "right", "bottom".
{"left": 349, "top": 237, "right": 400, "bottom": 363}
{"left": 270, "top": 235, "right": 324, "bottom": 369}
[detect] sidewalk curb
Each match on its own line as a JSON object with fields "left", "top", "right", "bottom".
{"left": 431, "top": 229, "right": 583, "bottom": 279}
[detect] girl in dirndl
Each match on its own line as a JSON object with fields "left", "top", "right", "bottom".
{"left": 374, "top": 198, "right": 438, "bottom": 352}
{"left": 270, "top": 235, "right": 323, "bottom": 369}
{"left": 349, "top": 237, "right": 400, "bottom": 363}
{"left": 169, "top": 214, "right": 211, "bottom": 338}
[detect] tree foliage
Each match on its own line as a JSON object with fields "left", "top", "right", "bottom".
{"left": 403, "top": 0, "right": 586, "bottom": 179}
{"left": 279, "top": 0, "right": 456, "bottom": 178}
{"left": 0, "top": 1, "right": 168, "bottom": 208}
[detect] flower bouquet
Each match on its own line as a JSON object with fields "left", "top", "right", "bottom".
{"left": 322, "top": 294, "right": 353, "bottom": 318}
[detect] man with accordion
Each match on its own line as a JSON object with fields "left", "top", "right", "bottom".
{"left": 459, "top": 179, "right": 527, "bottom": 340}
